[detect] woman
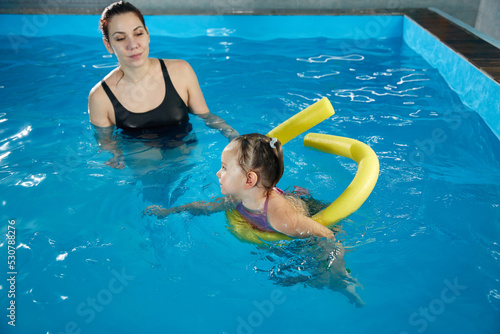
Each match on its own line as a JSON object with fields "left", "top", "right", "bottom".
{"left": 88, "top": 1, "right": 238, "bottom": 168}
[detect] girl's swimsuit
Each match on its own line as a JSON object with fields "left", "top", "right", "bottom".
{"left": 236, "top": 188, "right": 284, "bottom": 232}
{"left": 101, "top": 59, "right": 190, "bottom": 131}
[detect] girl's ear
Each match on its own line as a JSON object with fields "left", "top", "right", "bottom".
{"left": 103, "top": 38, "right": 114, "bottom": 54}
{"left": 245, "top": 171, "right": 258, "bottom": 189}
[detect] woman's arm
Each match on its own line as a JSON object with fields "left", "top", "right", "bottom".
{"left": 88, "top": 83, "right": 114, "bottom": 128}
{"left": 92, "top": 125, "right": 124, "bottom": 169}
{"left": 196, "top": 112, "right": 239, "bottom": 141}
{"left": 88, "top": 83, "right": 125, "bottom": 168}
{"left": 267, "top": 195, "right": 335, "bottom": 240}
{"left": 172, "top": 60, "right": 239, "bottom": 140}
{"left": 144, "top": 196, "right": 238, "bottom": 219}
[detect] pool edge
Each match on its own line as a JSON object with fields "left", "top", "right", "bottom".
{"left": 400, "top": 9, "right": 500, "bottom": 140}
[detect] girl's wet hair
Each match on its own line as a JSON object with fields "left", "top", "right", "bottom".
{"left": 231, "top": 133, "right": 285, "bottom": 193}
{"left": 100, "top": 1, "right": 146, "bottom": 42}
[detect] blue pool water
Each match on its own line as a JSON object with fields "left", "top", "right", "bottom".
{"left": 1, "top": 15, "right": 500, "bottom": 333}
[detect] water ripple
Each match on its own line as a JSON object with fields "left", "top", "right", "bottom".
{"left": 356, "top": 75, "right": 376, "bottom": 80}
{"left": 488, "top": 289, "right": 500, "bottom": 312}
{"left": 92, "top": 62, "right": 118, "bottom": 69}
{"left": 333, "top": 88, "right": 375, "bottom": 103}
{"left": 333, "top": 86, "right": 424, "bottom": 103}
{"left": 15, "top": 173, "right": 46, "bottom": 187}
{"left": 207, "top": 28, "right": 235, "bottom": 37}
{"left": 297, "top": 54, "right": 364, "bottom": 63}
{"left": 0, "top": 151, "right": 10, "bottom": 161}
{"left": 0, "top": 125, "right": 32, "bottom": 143}
{"left": 298, "top": 70, "right": 340, "bottom": 79}
{"left": 397, "top": 73, "right": 430, "bottom": 84}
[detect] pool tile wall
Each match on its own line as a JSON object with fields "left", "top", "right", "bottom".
{"left": 404, "top": 17, "right": 500, "bottom": 139}
{"left": 0, "top": 0, "right": 482, "bottom": 28}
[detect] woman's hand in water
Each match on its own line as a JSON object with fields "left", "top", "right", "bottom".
{"left": 143, "top": 205, "right": 171, "bottom": 218}
{"left": 105, "top": 156, "right": 125, "bottom": 169}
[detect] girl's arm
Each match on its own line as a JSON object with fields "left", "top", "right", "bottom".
{"left": 267, "top": 195, "right": 335, "bottom": 240}
{"left": 145, "top": 196, "right": 238, "bottom": 219}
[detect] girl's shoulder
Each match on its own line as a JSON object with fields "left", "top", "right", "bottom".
{"left": 268, "top": 189, "right": 308, "bottom": 216}
{"left": 267, "top": 189, "right": 288, "bottom": 210}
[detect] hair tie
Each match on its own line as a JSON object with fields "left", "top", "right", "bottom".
{"left": 269, "top": 137, "right": 278, "bottom": 149}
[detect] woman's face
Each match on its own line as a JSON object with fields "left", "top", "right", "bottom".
{"left": 104, "top": 12, "right": 150, "bottom": 68}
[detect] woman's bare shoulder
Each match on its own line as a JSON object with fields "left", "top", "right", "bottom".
{"left": 161, "top": 58, "right": 190, "bottom": 66}
{"left": 88, "top": 70, "right": 119, "bottom": 127}
{"left": 88, "top": 81, "right": 107, "bottom": 105}
{"left": 162, "top": 59, "right": 194, "bottom": 74}
{"left": 89, "top": 68, "right": 120, "bottom": 97}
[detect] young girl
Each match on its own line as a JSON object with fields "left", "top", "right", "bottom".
{"left": 146, "top": 133, "right": 335, "bottom": 240}
{"left": 146, "top": 133, "right": 365, "bottom": 306}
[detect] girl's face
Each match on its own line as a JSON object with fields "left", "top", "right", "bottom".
{"left": 216, "top": 142, "right": 247, "bottom": 196}
{"left": 104, "top": 12, "right": 150, "bottom": 68}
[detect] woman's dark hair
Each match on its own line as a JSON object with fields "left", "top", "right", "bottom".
{"left": 100, "top": 1, "right": 146, "bottom": 42}
{"left": 231, "top": 133, "right": 284, "bottom": 193}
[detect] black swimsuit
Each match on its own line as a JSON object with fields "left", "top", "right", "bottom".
{"left": 101, "top": 59, "right": 190, "bottom": 132}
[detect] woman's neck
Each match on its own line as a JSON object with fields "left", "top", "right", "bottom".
{"left": 120, "top": 58, "right": 153, "bottom": 84}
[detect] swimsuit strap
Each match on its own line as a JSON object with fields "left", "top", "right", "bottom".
{"left": 237, "top": 195, "right": 275, "bottom": 232}
{"left": 101, "top": 58, "right": 189, "bottom": 130}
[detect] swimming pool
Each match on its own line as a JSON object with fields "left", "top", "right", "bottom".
{"left": 1, "top": 13, "right": 499, "bottom": 333}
